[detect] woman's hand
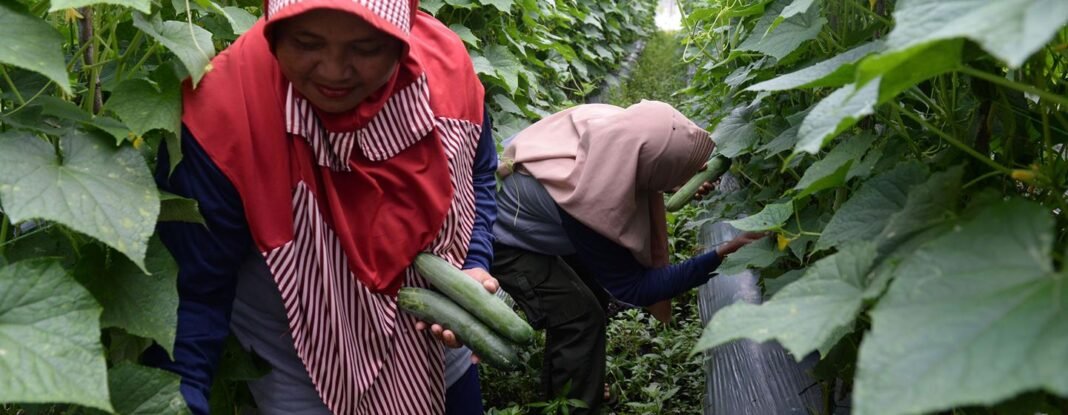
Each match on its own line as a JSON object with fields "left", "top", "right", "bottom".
{"left": 414, "top": 267, "right": 500, "bottom": 363}
{"left": 715, "top": 232, "right": 768, "bottom": 257}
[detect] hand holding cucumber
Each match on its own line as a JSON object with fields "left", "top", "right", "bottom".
{"left": 405, "top": 253, "right": 535, "bottom": 369}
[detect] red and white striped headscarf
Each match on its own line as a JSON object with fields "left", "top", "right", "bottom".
{"left": 181, "top": 0, "right": 485, "bottom": 412}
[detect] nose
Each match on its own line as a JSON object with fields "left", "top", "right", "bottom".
{"left": 315, "top": 48, "right": 354, "bottom": 81}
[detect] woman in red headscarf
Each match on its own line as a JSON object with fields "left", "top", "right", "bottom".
{"left": 143, "top": 1, "right": 498, "bottom": 414}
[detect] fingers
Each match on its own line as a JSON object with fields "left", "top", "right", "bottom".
{"left": 462, "top": 268, "right": 499, "bottom": 294}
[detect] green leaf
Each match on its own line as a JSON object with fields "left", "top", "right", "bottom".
{"left": 0, "top": 1, "right": 72, "bottom": 94}
{"left": 49, "top": 0, "right": 151, "bottom": 13}
{"left": 695, "top": 242, "right": 877, "bottom": 358}
{"left": 107, "top": 78, "right": 181, "bottom": 136}
{"left": 883, "top": 0, "right": 1068, "bottom": 69}
{"left": 728, "top": 201, "right": 793, "bottom": 232}
{"left": 794, "top": 77, "right": 880, "bottom": 154}
{"left": 492, "top": 93, "right": 523, "bottom": 116}
{"left": 159, "top": 191, "right": 206, "bottom": 224}
{"left": 758, "top": 123, "right": 800, "bottom": 156}
{"left": 873, "top": 166, "right": 962, "bottom": 253}
{"left": 108, "top": 363, "right": 191, "bottom": 415}
{"left": 854, "top": 200, "right": 1068, "bottom": 415}
{"left": 815, "top": 162, "right": 928, "bottom": 251}
{"left": 712, "top": 104, "right": 760, "bottom": 158}
{"left": 716, "top": 238, "right": 787, "bottom": 275}
{"left": 443, "top": 0, "right": 476, "bottom": 9}
{"left": 857, "top": 39, "right": 963, "bottom": 104}
{"left": 76, "top": 237, "right": 179, "bottom": 356}
{"left": 747, "top": 41, "right": 883, "bottom": 91}
{"left": 132, "top": 12, "right": 216, "bottom": 87}
{"left": 763, "top": 268, "right": 803, "bottom": 298}
{"left": 420, "top": 0, "right": 446, "bottom": 14}
{"left": 448, "top": 24, "right": 479, "bottom": 48}
{"left": 792, "top": 135, "right": 874, "bottom": 198}
{"left": 737, "top": 0, "right": 826, "bottom": 61}
{"left": 0, "top": 260, "right": 111, "bottom": 411}
{"left": 468, "top": 52, "right": 494, "bottom": 77}
{"left": 0, "top": 131, "right": 160, "bottom": 271}
{"left": 779, "top": 0, "right": 816, "bottom": 19}
{"left": 220, "top": 6, "right": 257, "bottom": 36}
{"left": 484, "top": 44, "right": 523, "bottom": 94}
{"left": 479, "top": 0, "right": 514, "bottom": 13}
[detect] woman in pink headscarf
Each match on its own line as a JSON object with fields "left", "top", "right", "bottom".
{"left": 143, "top": 1, "right": 499, "bottom": 414}
{"left": 492, "top": 101, "right": 764, "bottom": 412}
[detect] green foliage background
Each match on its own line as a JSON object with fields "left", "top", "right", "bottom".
{"left": 674, "top": 0, "right": 1068, "bottom": 413}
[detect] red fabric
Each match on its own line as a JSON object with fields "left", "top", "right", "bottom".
{"left": 181, "top": 10, "right": 479, "bottom": 294}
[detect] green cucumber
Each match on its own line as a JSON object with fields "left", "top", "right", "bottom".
{"left": 665, "top": 156, "right": 732, "bottom": 212}
{"left": 397, "top": 287, "right": 521, "bottom": 370}
{"left": 413, "top": 253, "right": 535, "bottom": 345}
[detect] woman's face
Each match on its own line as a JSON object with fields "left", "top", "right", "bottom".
{"left": 273, "top": 9, "right": 403, "bottom": 113}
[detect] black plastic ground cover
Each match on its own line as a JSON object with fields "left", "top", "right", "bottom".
{"left": 696, "top": 174, "right": 826, "bottom": 414}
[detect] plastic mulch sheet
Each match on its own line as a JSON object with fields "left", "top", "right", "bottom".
{"left": 696, "top": 174, "right": 828, "bottom": 415}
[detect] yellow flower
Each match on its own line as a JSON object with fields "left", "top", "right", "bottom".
{"left": 776, "top": 233, "right": 791, "bottom": 251}
{"left": 1010, "top": 169, "right": 1036, "bottom": 183}
{"left": 63, "top": 8, "right": 83, "bottom": 24}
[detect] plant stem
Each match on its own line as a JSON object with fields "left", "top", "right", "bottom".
{"left": 0, "top": 214, "right": 9, "bottom": 259}
{"left": 841, "top": 0, "right": 892, "bottom": 26}
{"left": 0, "top": 65, "right": 26, "bottom": 105}
{"left": 0, "top": 82, "right": 51, "bottom": 117}
{"left": 79, "top": 6, "right": 103, "bottom": 114}
{"left": 899, "top": 109, "right": 1011, "bottom": 173}
{"left": 959, "top": 66, "right": 1068, "bottom": 110}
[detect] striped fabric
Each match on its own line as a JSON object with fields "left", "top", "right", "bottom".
{"left": 267, "top": 0, "right": 411, "bottom": 32}
{"left": 285, "top": 74, "right": 435, "bottom": 169}
{"left": 265, "top": 117, "right": 482, "bottom": 413}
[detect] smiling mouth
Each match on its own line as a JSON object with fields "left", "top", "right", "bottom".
{"left": 316, "top": 84, "right": 355, "bottom": 99}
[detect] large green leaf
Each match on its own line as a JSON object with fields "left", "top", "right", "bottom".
{"left": 857, "top": 39, "right": 963, "bottom": 104}
{"left": 479, "top": 0, "right": 514, "bottom": 13}
{"left": 107, "top": 78, "right": 181, "bottom": 136}
{"left": 883, "top": 0, "right": 1068, "bottom": 69}
{"left": 874, "top": 166, "right": 962, "bottom": 253}
{"left": 695, "top": 242, "right": 877, "bottom": 358}
{"left": 0, "top": 2, "right": 72, "bottom": 94}
{"left": 0, "top": 131, "right": 160, "bottom": 271}
{"left": 792, "top": 134, "right": 874, "bottom": 198}
{"left": 76, "top": 237, "right": 179, "bottom": 357}
{"left": 757, "top": 123, "right": 800, "bottom": 157}
{"left": 0, "top": 260, "right": 111, "bottom": 411}
{"left": 132, "top": 12, "right": 216, "bottom": 87}
{"left": 716, "top": 238, "right": 787, "bottom": 275}
{"left": 484, "top": 44, "right": 523, "bottom": 94}
{"left": 815, "top": 162, "right": 928, "bottom": 251}
{"left": 108, "top": 363, "right": 191, "bottom": 414}
{"left": 448, "top": 24, "right": 480, "bottom": 48}
{"left": 159, "top": 191, "right": 206, "bottom": 224}
{"left": 794, "top": 77, "right": 880, "bottom": 154}
{"left": 778, "top": 0, "right": 816, "bottom": 19}
{"left": 712, "top": 104, "right": 760, "bottom": 158}
{"left": 747, "top": 41, "right": 883, "bottom": 91}
{"left": 737, "top": 0, "right": 826, "bottom": 61}
{"left": 854, "top": 200, "right": 1068, "bottom": 415}
{"left": 728, "top": 201, "right": 793, "bottom": 232}
{"left": 420, "top": 0, "right": 446, "bottom": 14}
{"left": 49, "top": 0, "right": 150, "bottom": 13}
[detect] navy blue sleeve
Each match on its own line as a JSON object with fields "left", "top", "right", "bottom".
{"left": 462, "top": 107, "right": 497, "bottom": 271}
{"left": 142, "top": 126, "right": 252, "bottom": 415}
{"left": 558, "top": 208, "right": 721, "bottom": 307}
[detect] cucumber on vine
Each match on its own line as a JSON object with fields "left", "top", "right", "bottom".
{"left": 665, "top": 156, "right": 732, "bottom": 212}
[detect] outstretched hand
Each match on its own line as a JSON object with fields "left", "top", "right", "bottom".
{"left": 414, "top": 267, "right": 499, "bottom": 364}
{"left": 672, "top": 161, "right": 718, "bottom": 199}
{"left": 715, "top": 231, "right": 768, "bottom": 257}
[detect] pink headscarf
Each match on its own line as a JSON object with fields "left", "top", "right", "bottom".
{"left": 498, "top": 101, "right": 714, "bottom": 266}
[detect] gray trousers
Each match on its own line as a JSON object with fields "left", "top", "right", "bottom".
{"left": 491, "top": 243, "right": 607, "bottom": 414}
